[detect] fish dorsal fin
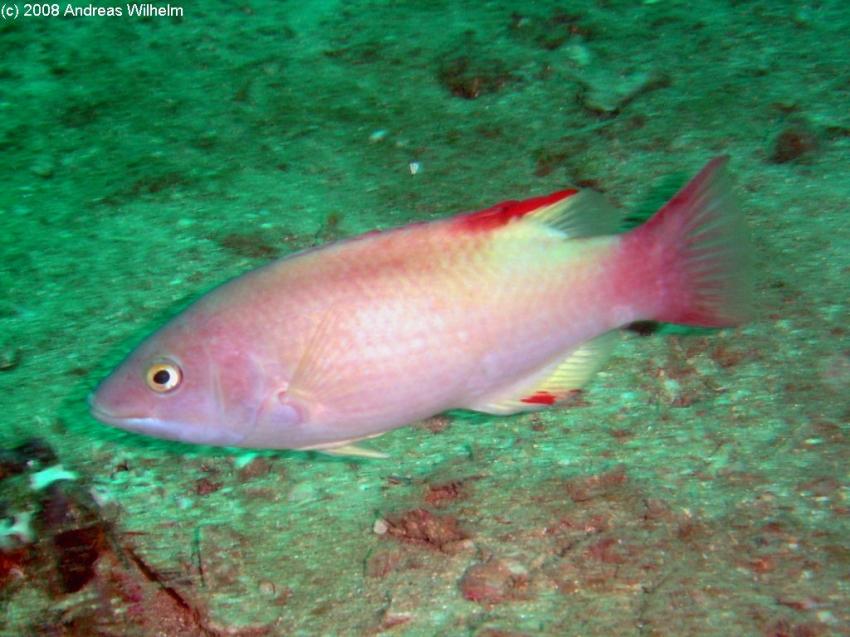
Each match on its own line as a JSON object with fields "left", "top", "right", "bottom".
{"left": 455, "top": 189, "right": 621, "bottom": 238}
{"left": 467, "top": 331, "right": 618, "bottom": 415}
{"left": 528, "top": 189, "right": 621, "bottom": 238}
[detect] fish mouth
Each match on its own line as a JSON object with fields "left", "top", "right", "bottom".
{"left": 88, "top": 393, "right": 141, "bottom": 428}
{"left": 88, "top": 394, "right": 245, "bottom": 446}
{"left": 89, "top": 401, "right": 174, "bottom": 436}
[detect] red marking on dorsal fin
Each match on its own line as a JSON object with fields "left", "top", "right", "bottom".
{"left": 520, "top": 391, "right": 558, "bottom": 405}
{"left": 453, "top": 189, "right": 577, "bottom": 233}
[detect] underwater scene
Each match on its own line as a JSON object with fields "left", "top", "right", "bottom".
{"left": 1, "top": 0, "right": 849, "bottom": 635}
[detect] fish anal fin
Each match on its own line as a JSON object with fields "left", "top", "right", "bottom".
{"left": 468, "top": 331, "right": 617, "bottom": 415}
{"left": 298, "top": 434, "right": 388, "bottom": 459}
{"left": 318, "top": 444, "right": 388, "bottom": 459}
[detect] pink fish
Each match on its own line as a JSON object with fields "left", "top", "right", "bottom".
{"left": 90, "top": 157, "right": 750, "bottom": 457}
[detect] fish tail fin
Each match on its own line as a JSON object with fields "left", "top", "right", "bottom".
{"left": 628, "top": 156, "right": 752, "bottom": 327}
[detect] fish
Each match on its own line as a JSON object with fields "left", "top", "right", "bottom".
{"left": 90, "top": 156, "right": 751, "bottom": 457}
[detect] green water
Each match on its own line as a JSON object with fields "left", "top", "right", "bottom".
{"left": 1, "top": 1, "right": 848, "bottom": 635}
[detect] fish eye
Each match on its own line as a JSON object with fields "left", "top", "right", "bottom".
{"left": 145, "top": 361, "right": 182, "bottom": 393}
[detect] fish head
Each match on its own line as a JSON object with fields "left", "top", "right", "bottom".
{"left": 90, "top": 309, "right": 274, "bottom": 447}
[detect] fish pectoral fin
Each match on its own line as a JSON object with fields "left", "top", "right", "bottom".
{"left": 466, "top": 331, "right": 618, "bottom": 415}
{"left": 289, "top": 304, "right": 356, "bottom": 402}
{"left": 297, "top": 434, "right": 388, "bottom": 459}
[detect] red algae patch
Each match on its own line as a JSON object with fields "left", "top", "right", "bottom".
{"left": 383, "top": 508, "right": 469, "bottom": 553}
{"left": 424, "top": 479, "right": 467, "bottom": 507}
{"left": 459, "top": 558, "right": 530, "bottom": 605}
{"left": 364, "top": 548, "right": 405, "bottom": 579}
{"left": 563, "top": 463, "right": 628, "bottom": 502}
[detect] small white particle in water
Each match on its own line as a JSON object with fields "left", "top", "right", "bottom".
{"left": 30, "top": 465, "right": 78, "bottom": 490}
{"left": 369, "top": 129, "right": 388, "bottom": 143}
{"left": 373, "top": 519, "right": 389, "bottom": 535}
{"left": 663, "top": 378, "right": 680, "bottom": 394}
{"left": 177, "top": 497, "right": 194, "bottom": 510}
{"left": 288, "top": 482, "right": 317, "bottom": 503}
{"left": 566, "top": 42, "right": 591, "bottom": 66}
{"left": 408, "top": 161, "right": 421, "bottom": 175}
{"left": 816, "top": 610, "right": 835, "bottom": 624}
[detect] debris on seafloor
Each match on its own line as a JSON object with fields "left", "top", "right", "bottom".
{"left": 0, "top": 438, "right": 276, "bottom": 636}
{"left": 575, "top": 68, "right": 670, "bottom": 117}
{"left": 436, "top": 32, "right": 519, "bottom": 100}
{"left": 769, "top": 123, "right": 819, "bottom": 163}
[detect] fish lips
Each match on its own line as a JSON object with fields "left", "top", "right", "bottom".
{"left": 88, "top": 394, "right": 246, "bottom": 446}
